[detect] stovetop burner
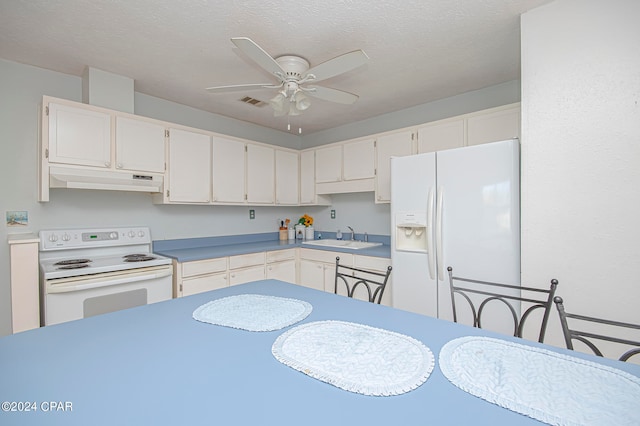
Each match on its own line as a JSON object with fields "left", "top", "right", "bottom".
{"left": 55, "top": 259, "right": 92, "bottom": 266}
{"left": 123, "top": 254, "right": 156, "bottom": 262}
{"left": 58, "top": 263, "right": 91, "bottom": 270}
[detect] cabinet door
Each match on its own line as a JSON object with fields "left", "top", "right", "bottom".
{"left": 375, "top": 131, "right": 414, "bottom": 203}
{"left": 115, "top": 117, "right": 165, "bottom": 173}
{"left": 47, "top": 102, "right": 111, "bottom": 168}
{"left": 182, "top": 273, "right": 228, "bottom": 297}
{"left": 167, "top": 128, "right": 211, "bottom": 203}
{"left": 299, "top": 150, "right": 315, "bottom": 204}
{"left": 298, "top": 259, "right": 326, "bottom": 291}
{"left": 229, "top": 265, "right": 265, "bottom": 286}
{"left": 266, "top": 260, "right": 296, "bottom": 284}
{"left": 343, "top": 139, "right": 375, "bottom": 180}
{"left": 353, "top": 256, "right": 393, "bottom": 306}
{"left": 315, "top": 145, "right": 342, "bottom": 183}
{"left": 466, "top": 106, "right": 520, "bottom": 146}
{"left": 246, "top": 143, "right": 275, "bottom": 204}
{"left": 417, "top": 119, "right": 464, "bottom": 154}
{"left": 212, "top": 137, "right": 246, "bottom": 203}
{"left": 275, "top": 149, "right": 299, "bottom": 205}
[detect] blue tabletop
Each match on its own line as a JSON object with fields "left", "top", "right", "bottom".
{"left": 1, "top": 280, "right": 638, "bottom": 425}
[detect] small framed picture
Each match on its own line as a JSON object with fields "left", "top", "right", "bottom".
{"left": 6, "top": 211, "right": 28, "bottom": 227}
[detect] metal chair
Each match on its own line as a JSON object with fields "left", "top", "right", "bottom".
{"left": 447, "top": 266, "right": 558, "bottom": 342}
{"left": 334, "top": 256, "right": 392, "bottom": 304}
{"left": 554, "top": 296, "right": 640, "bottom": 362}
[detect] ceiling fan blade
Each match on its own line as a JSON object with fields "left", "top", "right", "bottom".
{"left": 305, "top": 50, "right": 369, "bottom": 83}
{"left": 231, "top": 37, "right": 285, "bottom": 77}
{"left": 206, "top": 83, "right": 280, "bottom": 94}
{"left": 305, "top": 86, "right": 359, "bottom": 104}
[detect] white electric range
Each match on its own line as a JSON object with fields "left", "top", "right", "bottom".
{"left": 39, "top": 227, "right": 173, "bottom": 326}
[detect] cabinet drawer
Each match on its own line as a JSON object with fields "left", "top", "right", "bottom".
{"left": 266, "top": 249, "right": 296, "bottom": 263}
{"left": 182, "top": 257, "right": 227, "bottom": 278}
{"left": 229, "top": 252, "right": 265, "bottom": 270}
{"left": 299, "top": 248, "right": 353, "bottom": 265}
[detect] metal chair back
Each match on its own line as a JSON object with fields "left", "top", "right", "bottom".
{"left": 554, "top": 296, "right": 640, "bottom": 362}
{"left": 334, "top": 256, "right": 392, "bottom": 304}
{"left": 447, "top": 266, "right": 558, "bottom": 342}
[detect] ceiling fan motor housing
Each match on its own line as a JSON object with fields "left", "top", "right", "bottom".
{"left": 275, "top": 55, "right": 310, "bottom": 79}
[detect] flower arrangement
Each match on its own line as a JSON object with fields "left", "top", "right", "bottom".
{"left": 298, "top": 214, "right": 313, "bottom": 227}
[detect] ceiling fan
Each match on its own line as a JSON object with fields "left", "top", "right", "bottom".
{"left": 206, "top": 37, "right": 369, "bottom": 117}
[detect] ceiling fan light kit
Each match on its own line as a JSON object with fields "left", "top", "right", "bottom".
{"left": 206, "top": 37, "right": 368, "bottom": 120}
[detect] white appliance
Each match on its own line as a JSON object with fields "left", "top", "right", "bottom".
{"left": 390, "top": 139, "right": 520, "bottom": 331}
{"left": 39, "top": 227, "right": 173, "bottom": 326}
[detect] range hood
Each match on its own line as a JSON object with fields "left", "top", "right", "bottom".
{"left": 49, "top": 166, "right": 163, "bottom": 193}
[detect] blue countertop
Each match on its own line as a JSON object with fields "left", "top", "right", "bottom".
{"left": 153, "top": 232, "right": 391, "bottom": 262}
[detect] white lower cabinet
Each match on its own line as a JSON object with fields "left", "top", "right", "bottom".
{"left": 176, "top": 257, "right": 228, "bottom": 297}
{"left": 298, "top": 249, "right": 353, "bottom": 294}
{"left": 174, "top": 248, "right": 391, "bottom": 305}
{"left": 228, "top": 252, "right": 266, "bottom": 286}
{"left": 266, "top": 249, "right": 296, "bottom": 283}
{"left": 353, "top": 255, "right": 393, "bottom": 306}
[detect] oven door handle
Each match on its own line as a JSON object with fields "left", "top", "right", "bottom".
{"left": 47, "top": 267, "right": 173, "bottom": 294}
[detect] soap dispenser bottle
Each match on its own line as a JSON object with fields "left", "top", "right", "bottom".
{"left": 336, "top": 229, "right": 342, "bottom": 240}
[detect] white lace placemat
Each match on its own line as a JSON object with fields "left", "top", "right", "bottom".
{"left": 439, "top": 336, "right": 640, "bottom": 426}
{"left": 192, "top": 294, "right": 312, "bottom": 332}
{"left": 272, "top": 320, "right": 434, "bottom": 396}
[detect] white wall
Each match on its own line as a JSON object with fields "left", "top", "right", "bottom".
{"left": 521, "top": 0, "right": 640, "bottom": 350}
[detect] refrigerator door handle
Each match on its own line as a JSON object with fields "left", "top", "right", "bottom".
{"left": 436, "top": 186, "right": 444, "bottom": 281}
{"left": 427, "top": 187, "right": 436, "bottom": 280}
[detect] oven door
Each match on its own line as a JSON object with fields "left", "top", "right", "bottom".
{"left": 43, "top": 265, "right": 173, "bottom": 326}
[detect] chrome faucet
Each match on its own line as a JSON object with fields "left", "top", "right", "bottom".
{"left": 347, "top": 226, "right": 355, "bottom": 241}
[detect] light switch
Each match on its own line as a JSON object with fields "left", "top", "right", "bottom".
{"left": 249, "top": 209, "right": 255, "bottom": 219}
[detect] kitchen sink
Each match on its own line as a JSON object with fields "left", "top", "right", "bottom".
{"left": 301, "top": 239, "right": 382, "bottom": 250}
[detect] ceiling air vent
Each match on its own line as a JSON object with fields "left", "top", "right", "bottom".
{"left": 239, "top": 96, "right": 267, "bottom": 107}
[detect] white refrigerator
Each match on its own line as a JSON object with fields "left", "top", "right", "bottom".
{"left": 390, "top": 139, "right": 520, "bottom": 327}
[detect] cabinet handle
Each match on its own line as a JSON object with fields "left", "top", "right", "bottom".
{"left": 104, "top": 162, "right": 111, "bottom": 167}
{"left": 116, "top": 163, "right": 123, "bottom": 169}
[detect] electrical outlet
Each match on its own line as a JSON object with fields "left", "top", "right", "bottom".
{"left": 331, "top": 209, "right": 336, "bottom": 219}
{"left": 249, "top": 209, "right": 255, "bottom": 219}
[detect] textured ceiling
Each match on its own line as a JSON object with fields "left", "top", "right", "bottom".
{"left": 0, "top": 0, "right": 552, "bottom": 135}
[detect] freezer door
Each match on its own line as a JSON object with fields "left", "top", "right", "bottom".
{"left": 390, "top": 153, "right": 438, "bottom": 317}
{"left": 435, "top": 139, "right": 521, "bottom": 329}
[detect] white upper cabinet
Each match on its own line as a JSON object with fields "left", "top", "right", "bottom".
{"left": 343, "top": 138, "right": 375, "bottom": 180}
{"left": 275, "top": 149, "right": 299, "bottom": 205}
{"left": 167, "top": 128, "right": 211, "bottom": 203}
{"left": 212, "top": 136, "right": 246, "bottom": 203}
{"left": 47, "top": 102, "right": 111, "bottom": 168}
{"left": 417, "top": 119, "right": 464, "bottom": 154}
{"left": 314, "top": 138, "right": 375, "bottom": 195}
{"left": 246, "top": 143, "right": 275, "bottom": 204}
{"left": 115, "top": 116, "right": 165, "bottom": 173}
{"left": 315, "top": 145, "right": 342, "bottom": 183}
{"left": 375, "top": 130, "right": 415, "bottom": 203}
{"left": 466, "top": 105, "right": 520, "bottom": 146}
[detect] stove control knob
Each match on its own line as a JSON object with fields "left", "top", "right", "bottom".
{"left": 138, "top": 230, "right": 145, "bottom": 238}
{"left": 48, "top": 234, "right": 58, "bottom": 242}
{"left": 62, "top": 233, "right": 71, "bottom": 242}
{"left": 109, "top": 232, "right": 118, "bottom": 239}
{"left": 128, "top": 231, "right": 136, "bottom": 238}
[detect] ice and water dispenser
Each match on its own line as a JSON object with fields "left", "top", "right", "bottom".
{"left": 395, "top": 212, "right": 428, "bottom": 252}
